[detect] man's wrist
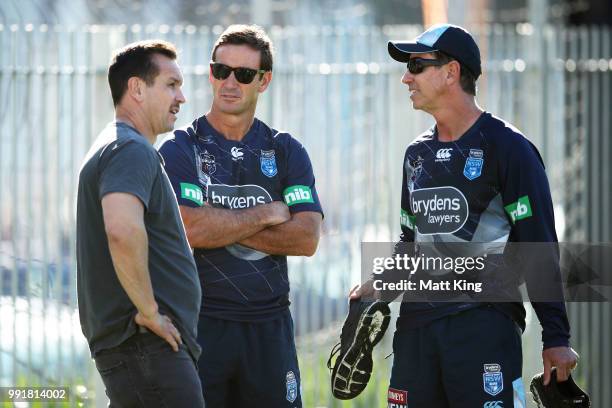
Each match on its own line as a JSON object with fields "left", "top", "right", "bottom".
{"left": 138, "top": 303, "right": 159, "bottom": 320}
{"left": 542, "top": 339, "right": 570, "bottom": 350}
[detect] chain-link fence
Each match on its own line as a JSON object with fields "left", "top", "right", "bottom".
{"left": 0, "top": 23, "right": 610, "bottom": 407}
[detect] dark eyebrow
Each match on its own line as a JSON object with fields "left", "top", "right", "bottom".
{"left": 167, "top": 76, "right": 183, "bottom": 84}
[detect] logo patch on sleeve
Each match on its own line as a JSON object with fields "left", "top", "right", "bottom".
{"left": 388, "top": 388, "right": 407, "bottom": 408}
{"left": 180, "top": 183, "right": 204, "bottom": 206}
{"left": 504, "top": 195, "right": 532, "bottom": 223}
{"left": 283, "top": 185, "right": 314, "bottom": 206}
{"left": 400, "top": 209, "right": 416, "bottom": 230}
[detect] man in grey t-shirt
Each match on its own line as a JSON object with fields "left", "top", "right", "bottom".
{"left": 76, "top": 40, "right": 204, "bottom": 407}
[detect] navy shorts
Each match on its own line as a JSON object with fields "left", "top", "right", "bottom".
{"left": 389, "top": 306, "right": 527, "bottom": 408}
{"left": 197, "top": 311, "right": 302, "bottom": 408}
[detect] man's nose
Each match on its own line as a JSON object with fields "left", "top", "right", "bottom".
{"left": 224, "top": 71, "right": 240, "bottom": 87}
{"left": 176, "top": 88, "right": 186, "bottom": 104}
{"left": 401, "top": 70, "right": 414, "bottom": 85}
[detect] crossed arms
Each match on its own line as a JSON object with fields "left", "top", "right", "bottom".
{"left": 179, "top": 202, "right": 322, "bottom": 256}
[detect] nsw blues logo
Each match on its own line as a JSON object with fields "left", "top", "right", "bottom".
{"left": 463, "top": 148, "right": 484, "bottom": 180}
{"left": 260, "top": 149, "right": 278, "bottom": 178}
{"left": 285, "top": 371, "right": 298, "bottom": 403}
{"left": 483, "top": 364, "right": 503, "bottom": 396}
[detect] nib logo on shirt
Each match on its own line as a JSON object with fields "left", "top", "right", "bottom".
{"left": 283, "top": 185, "right": 314, "bottom": 206}
{"left": 504, "top": 195, "right": 532, "bottom": 223}
{"left": 180, "top": 183, "right": 204, "bottom": 206}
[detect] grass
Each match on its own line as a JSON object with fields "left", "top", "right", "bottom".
{"left": 297, "top": 325, "right": 393, "bottom": 408}
{"left": 0, "top": 373, "right": 91, "bottom": 408}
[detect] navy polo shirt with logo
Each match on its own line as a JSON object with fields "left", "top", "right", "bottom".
{"left": 398, "top": 112, "right": 570, "bottom": 349}
{"left": 158, "top": 116, "right": 323, "bottom": 322}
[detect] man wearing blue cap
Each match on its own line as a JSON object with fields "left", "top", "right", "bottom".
{"left": 352, "top": 24, "right": 579, "bottom": 407}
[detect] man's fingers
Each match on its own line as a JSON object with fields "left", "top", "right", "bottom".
{"left": 171, "top": 323, "right": 183, "bottom": 345}
{"left": 164, "top": 333, "right": 179, "bottom": 352}
{"left": 543, "top": 359, "right": 552, "bottom": 386}
{"left": 348, "top": 284, "right": 360, "bottom": 299}
{"left": 164, "top": 317, "right": 182, "bottom": 350}
{"left": 556, "top": 366, "right": 570, "bottom": 382}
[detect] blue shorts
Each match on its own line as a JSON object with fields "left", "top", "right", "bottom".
{"left": 197, "top": 311, "right": 302, "bottom": 408}
{"left": 389, "top": 306, "right": 526, "bottom": 408}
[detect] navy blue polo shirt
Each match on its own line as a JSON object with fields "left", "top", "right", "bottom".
{"left": 397, "top": 112, "right": 570, "bottom": 348}
{"left": 158, "top": 116, "right": 323, "bottom": 322}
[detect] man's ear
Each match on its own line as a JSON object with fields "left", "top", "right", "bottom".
{"left": 258, "top": 71, "right": 272, "bottom": 93}
{"left": 208, "top": 66, "right": 215, "bottom": 85}
{"left": 126, "top": 76, "right": 146, "bottom": 102}
{"left": 446, "top": 60, "right": 461, "bottom": 85}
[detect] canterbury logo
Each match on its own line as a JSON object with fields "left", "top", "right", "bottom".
{"left": 231, "top": 146, "right": 244, "bottom": 160}
{"left": 483, "top": 402, "right": 503, "bottom": 408}
{"left": 435, "top": 148, "right": 453, "bottom": 160}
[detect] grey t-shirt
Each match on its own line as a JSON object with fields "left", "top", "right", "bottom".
{"left": 76, "top": 122, "right": 201, "bottom": 359}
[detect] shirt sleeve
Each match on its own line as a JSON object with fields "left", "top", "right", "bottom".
{"left": 98, "top": 141, "right": 158, "bottom": 210}
{"left": 400, "top": 149, "right": 416, "bottom": 243}
{"left": 498, "top": 136, "right": 571, "bottom": 349}
{"left": 282, "top": 137, "right": 324, "bottom": 216}
{"left": 158, "top": 133, "right": 203, "bottom": 208}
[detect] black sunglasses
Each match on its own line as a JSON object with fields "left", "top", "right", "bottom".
{"left": 407, "top": 58, "right": 449, "bottom": 74}
{"left": 210, "top": 62, "right": 267, "bottom": 84}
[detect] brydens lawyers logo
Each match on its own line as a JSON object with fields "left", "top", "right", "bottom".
{"left": 387, "top": 388, "right": 407, "bottom": 408}
{"left": 435, "top": 148, "right": 453, "bottom": 162}
{"left": 208, "top": 184, "right": 271, "bottom": 209}
{"left": 409, "top": 186, "right": 469, "bottom": 234}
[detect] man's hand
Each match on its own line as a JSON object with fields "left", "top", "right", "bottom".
{"left": 261, "top": 201, "right": 291, "bottom": 226}
{"left": 542, "top": 346, "right": 579, "bottom": 385}
{"left": 135, "top": 311, "right": 183, "bottom": 352}
{"left": 349, "top": 279, "right": 378, "bottom": 300}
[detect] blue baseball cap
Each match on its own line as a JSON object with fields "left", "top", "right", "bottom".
{"left": 388, "top": 24, "right": 481, "bottom": 78}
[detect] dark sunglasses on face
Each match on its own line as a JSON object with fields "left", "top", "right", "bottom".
{"left": 210, "top": 62, "right": 267, "bottom": 84}
{"left": 407, "top": 58, "right": 449, "bottom": 74}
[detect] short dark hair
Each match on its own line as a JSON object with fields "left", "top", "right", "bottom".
{"left": 108, "top": 40, "right": 178, "bottom": 107}
{"left": 435, "top": 51, "right": 477, "bottom": 96}
{"left": 211, "top": 24, "right": 274, "bottom": 72}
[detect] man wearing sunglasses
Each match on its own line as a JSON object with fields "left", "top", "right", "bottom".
{"left": 350, "top": 24, "right": 578, "bottom": 408}
{"left": 158, "top": 25, "right": 323, "bottom": 407}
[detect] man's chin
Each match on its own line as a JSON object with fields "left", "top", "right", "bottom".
{"left": 219, "top": 105, "right": 245, "bottom": 115}
{"left": 160, "top": 123, "right": 175, "bottom": 135}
